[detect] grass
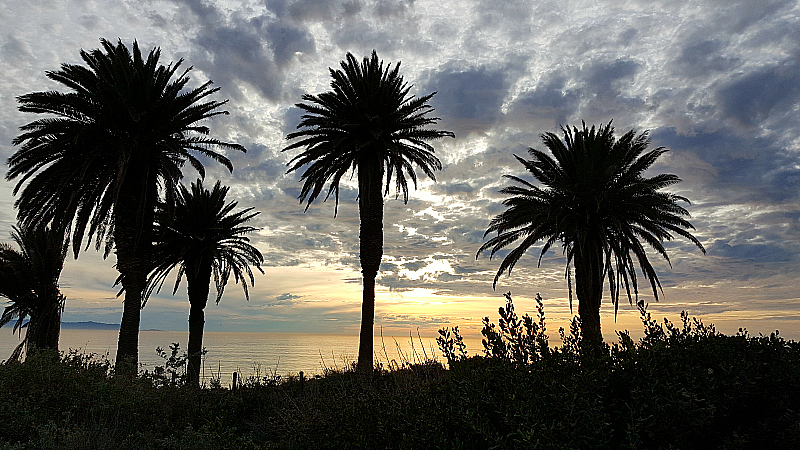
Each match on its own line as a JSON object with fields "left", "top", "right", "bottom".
{"left": 1, "top": 303, "right": 799, "bottom": 449}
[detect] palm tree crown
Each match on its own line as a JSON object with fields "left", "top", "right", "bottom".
{"left": 146, "top": 179, "right": 264, "bottom": 304}
{"left": 283, "top": 50, "right": 454, "bottom": 371}
{"left": 479, "top": 121, "right": 705, "bottom": 347}
{"left": 284, "top": 50, "right": 455, "bottom": 212}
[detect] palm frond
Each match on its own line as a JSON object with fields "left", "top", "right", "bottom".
{"left": 283, "top": 50, "right": 453, "bottom": 212}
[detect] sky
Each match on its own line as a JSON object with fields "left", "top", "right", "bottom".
{"left": 0, "top": 0, "right": 798, "bottom": 344}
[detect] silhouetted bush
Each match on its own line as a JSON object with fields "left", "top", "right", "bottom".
{"left": 1, "top": 298, "right": 799, "bottom": 449}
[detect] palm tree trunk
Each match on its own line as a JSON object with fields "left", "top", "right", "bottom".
{"left": 114, "top": 237, "right": 146, "bottom": 377}
{"left": 28, "top": 295, "right": 62, "bottom": 353}
{"left": 114, "top": 168, "right": 157, "bottom": 378}
{"left": 574, "top": 243, "right": 604, "bottom": 356}
{"left": 24, "top": 312, "right": 42, "bottom": 356}
{"left": 186, "top": 259, "right": 212, "bottom": 387}
{"left": 357, "top": 162, "right": 384, "bottom": 372}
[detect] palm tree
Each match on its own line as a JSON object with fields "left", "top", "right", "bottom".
{"left": 478, "top": 121, "right": 705, "bottom": 352}
{"left": 144, "top": 179, "right": 263, "bottom": 386}
{"left": 284, "top": 51, "right": 454, "bottom": 371}
{"left": 0, "top": 225, "right": 67, "bottom": 361}
{"left": 7, "top": 38, "right": 244, "bottom": 376}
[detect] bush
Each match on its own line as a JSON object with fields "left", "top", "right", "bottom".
{"left": 0, "top": 298, "right": 798, "bottom": 449}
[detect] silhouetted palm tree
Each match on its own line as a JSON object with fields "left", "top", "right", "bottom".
{"left": 144, "top": 179, "right": 263, "bottom": 386}
{"left": 0, "top": 225, "right": 67, "bottom": 361}
{"left": 284, "top": 51, "right": 454, "bottom": 371}
{"left": 478, "top": 122, "right": 705, "bottom": 352}
{"left": 8, "top": 38, "right": 244, "bottom": 376}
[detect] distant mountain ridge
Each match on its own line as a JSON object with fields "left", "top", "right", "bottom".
{"left": 61, "top": 321, "right": 120, "bottom": 330}
{"left": 61, "top": 322, "right": 162, "bottom": 331}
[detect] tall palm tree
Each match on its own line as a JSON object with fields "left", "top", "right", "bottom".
{"left": 0, "top": 225, "right": 67, "bottom": 361}
{"left": 144, "top": 179, "right": 263, "bottom": 386}
{"left": 284, "top": 51, "right": 454, "bottom": 371}
{"left": 478, "top": 121, "right": 705, "bottom": 352}
{"left": 7, "top": 38, "right": 244, "bottom": 376}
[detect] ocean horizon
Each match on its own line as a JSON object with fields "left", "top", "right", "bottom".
{"left": 1, "top": 328, "right": 482, "bottom": 386}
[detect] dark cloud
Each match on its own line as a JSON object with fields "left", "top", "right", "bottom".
{"left": 78, "top": 14, "right": 101, "bottom": 30}
{"left": 146, "top": 11, "right": 169, "bottom": 29}
{"left": 721, "top": 0, "right": 794, "bottom": 33}
{"left": 342, "top": 1, "right": 362, "bottom": 17}
{"left": 401, "top": 261, "right": 425, "bottom": 271}
{"left": 377, "top": 313, "right": 452, "bottom": 325}
{"left": 258, "top": 292, "right": 304, "bottom": 307}
{"left": 190, "top": 16, "right": 283, "bottom": 100}
{"left": 228, "top": 146, "right": 288, "bottom": 185}
{"left": 617, "top": 28, "right": 638, "bottom": 47}
{"left": 264, "top": 22, "right": 316, "bottom": 69}
{"left": 431, "top": 181, "right": 477, "bottom": 196}
{"left": 328, "top": 19, "right": 421, "bottom": 54}
{"left": 715, "top": 57, "right": 800, "bottom": 127}
{"left": 286, "top": 0, "right": 338, "bottom": 22}
{"left": 707, "top": 240, "right": 798, "bottom": 263}
{"left": 1, "top": 34, "right": 32, "bottom": 63}
{"left": 422, "top": 62, "right": 514, "bottom": 138}
{"left": 583, "top": 58, "right": 639, "bottom": 100}
{"left": 374, "top": 0, "right": 415, "bottom": 19}
{"left": 180, "top": 0, "right": 319, "bottom": 102}
{"left": 673, "top": 39, "right": 739, "bottom": 78}
{"left": 650, "top": 127, "right": 800, "bottom": 203}
{"left": 281, "top": 186, "right": 304, "bottom": 200}
{"left": 472, "top": 0, "right": 533, "bottom": 28}
{"left": 283, "top": 106, "right": 306, "bottom": 134}
{"left": 506, "top": 70, "right": 581, "bottom": 129}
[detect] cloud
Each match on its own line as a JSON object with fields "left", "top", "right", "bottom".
{"left": 506, "top": 70, "right": 582, "bottom": 130}
{"left": 178, "top": 0, "right": 321, "bottom": 103}
{"left": 715, "top": 57, "right": 800, "bottom": 128}
{"left": 1, "top": 34, "right": 32, "bottom": 63}
{"left": 673, "top": 38, "right": 740, "bottom": 78}
{"left": 269, "top": 292, "right": 303, "bottom": 305}
{"left": 584, "top": 59, "right": 640, "bottom": 99}
{"left": 263, "top": 21, "right": 316, "bottom": 69}
{"left": 707, "top": 240, "right": 798, "bottom": 263}
{"left": 422, "top": 61, "right": 516, "bottom": 138}
{"left": 650, "top": 127, "right": 800, "bottom": 203}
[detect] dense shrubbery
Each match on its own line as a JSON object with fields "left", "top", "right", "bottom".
{"left": 2, "top": 298, "right": 799, "bottom": 449}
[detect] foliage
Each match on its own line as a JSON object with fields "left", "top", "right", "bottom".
{"left": 477, "top": 121, "right": 706, "bottom": 348}
{"left": 1, "top": 307, "right": 799, "bottom": 449}
{"left": 144, "top": 179, "right": 264, "bottom": 304}
{"left": 283, "top": 50, "right": 455, "bottom": 211}
{"left": 0, "top": 224, "right": 67, "bottom": 360}
{"left": 436, "top": 326, "right": 468, "bottom": 365}
{"left": 8, "top": 38, "right": 243, "bottom": 258}
{"left": 140, "top": 343, "right": 190, "bottom": 388}
{"left": 480, "top": 292, "right": 549, "bottom": 364}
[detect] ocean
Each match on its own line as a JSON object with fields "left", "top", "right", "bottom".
{"left": 0, "top": 328, "right": 482, "bottom": 386}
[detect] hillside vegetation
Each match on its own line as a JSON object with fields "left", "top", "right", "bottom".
{"left": 2, "top": 305, "right": 798, "bottom": 450}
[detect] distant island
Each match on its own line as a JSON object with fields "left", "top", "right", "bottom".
{"left": 61, "top": 322, "right": 163, "bottom": 331}
{"left": 61, "top": 321, "right": 119, "bottom": 330}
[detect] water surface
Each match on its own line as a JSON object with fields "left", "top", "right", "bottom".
{"left": 1, "top": 328, "right": 482, "bottom": 385}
